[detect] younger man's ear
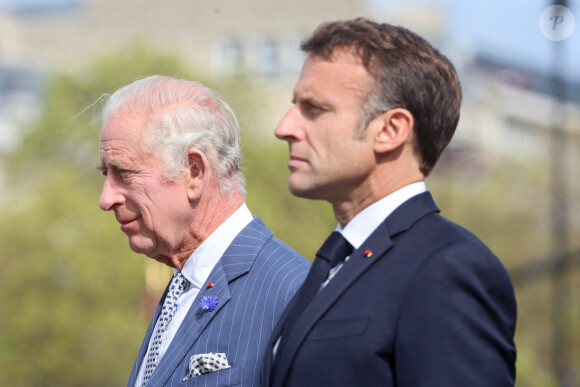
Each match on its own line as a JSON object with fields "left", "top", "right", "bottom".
{"left": 372, "top": 108, "right": 414, "bottom": 154}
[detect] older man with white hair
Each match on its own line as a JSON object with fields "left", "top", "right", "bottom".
{"left": 98, "top": 75, "right": 309, "bottom": 387}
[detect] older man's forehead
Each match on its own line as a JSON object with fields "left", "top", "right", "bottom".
{"left": 99, "top": 132, "right": 139, "bottom": 165}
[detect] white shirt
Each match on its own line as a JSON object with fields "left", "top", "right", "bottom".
{"left": 325, "top": 181, "right": 427, "bottom": 283}
{"left": 135, "top": 203, "right": 253, "bottom": 387}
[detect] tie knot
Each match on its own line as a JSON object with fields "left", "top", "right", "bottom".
{"left": 170, "top": 272, "right": 189, "bottom": 293}
{"left": 316, "top": 231, "right": 353, "bottom": 267}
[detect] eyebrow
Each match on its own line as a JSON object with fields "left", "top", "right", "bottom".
{"left": 293, "top": 94, "right": 324, "bottom": 106}
{"left": 293, "top": 85, "right": 330, "bottom": 104}
{"left": 95, "top": 158, "right": 131, "bottom": 174}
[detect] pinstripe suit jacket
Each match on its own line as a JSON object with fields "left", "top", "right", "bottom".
{"left": 128, "top": 216, "right": 309, "bottom": 386}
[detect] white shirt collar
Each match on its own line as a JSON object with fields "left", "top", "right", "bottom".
{"left": 177, "top": 203, "right": 253, "bottom": 289}
{"left": 337, "top": 181, "right": 427, "bottom": 249}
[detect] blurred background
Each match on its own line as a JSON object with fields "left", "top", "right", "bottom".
{"left": 0, "top": 0, "right": 578, "bottom": 385}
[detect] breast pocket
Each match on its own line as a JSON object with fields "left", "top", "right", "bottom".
{"left": 179, "top": 361, "right": 242, "bottom": 386}
{"left": 308, "top": 318, "right": 369, "bottom": 340}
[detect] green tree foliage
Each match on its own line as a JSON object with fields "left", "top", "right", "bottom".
{"left": 1, "top": 42, "right": 576, "bottom": 386}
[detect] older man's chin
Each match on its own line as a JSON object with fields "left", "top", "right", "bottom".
{"left": 127, "top": 237, "right": 156, "bottom": 258}
{"left": 125, "top": 234, "right": 182, "bottom": 269}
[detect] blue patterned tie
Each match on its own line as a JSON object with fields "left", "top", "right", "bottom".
{"left": 142, "top": 272, "right": 189, "bottom": 386}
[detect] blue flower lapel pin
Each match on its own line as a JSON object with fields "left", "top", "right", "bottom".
{"left": 200, "top": 296, "right": 219, "bottom": 312}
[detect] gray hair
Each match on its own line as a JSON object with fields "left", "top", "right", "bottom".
{"left": 101, "top": 75, "right": 245, "bottom": 196}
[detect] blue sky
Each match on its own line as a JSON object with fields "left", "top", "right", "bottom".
{"left": 0, "top": 0, "right": 78, "bottom": 7}
{"left": 370, "top": 0, "right": 580, "bottom": 82}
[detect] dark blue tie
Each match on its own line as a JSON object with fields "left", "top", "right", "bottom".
{"left": 274, "top": 232, "right": 353, "bottom": 363}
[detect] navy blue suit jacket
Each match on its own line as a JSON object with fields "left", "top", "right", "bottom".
{"left": 263, "top": 192, "right": 517, "bottom": 386}
{"left": 128, "top": 216, "right": 309, "bottom": 386}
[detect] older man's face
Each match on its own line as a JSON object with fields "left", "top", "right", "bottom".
{"left": 98, "top": 113, "right": 193, "bottom": 263}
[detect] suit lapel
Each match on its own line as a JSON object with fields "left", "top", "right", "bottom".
{"left": 145, "top": 217, "right": 272, "bottom": 386}
{"left": 271, "top": 192, "right": 439, "bottom": 386}
{"left": 262, "top": 283, "right": 302, "bottom": 385}
{"left": 270, "top": 225, "right": 394, "bottom": 386}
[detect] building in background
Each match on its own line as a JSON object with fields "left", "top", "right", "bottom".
{"left": 1, "top": 0, "right": 578, "bottom": 159}
{"left": 0, "top": 0, "right": 449, "bottom": 148}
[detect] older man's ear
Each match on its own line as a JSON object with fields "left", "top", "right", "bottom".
{"left": 186, "top": 149, "right": 209, "bottom": 202}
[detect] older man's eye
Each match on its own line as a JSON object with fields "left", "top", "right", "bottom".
{"left": 118, "top": 169, "right": 134, "bottom": 180}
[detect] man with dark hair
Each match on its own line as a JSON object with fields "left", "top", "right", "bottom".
{"left": 98, "top": 75, "right": 309, "bottom": 386}
{"left": 263, "top": 18, "right": 517, "bottom": 386}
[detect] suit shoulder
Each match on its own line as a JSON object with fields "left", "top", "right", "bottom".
{"left": 391, "top": 211, "right": 515, "bottom": 301}
{"left": 241, "top": 235, "right": 308, "bottom": 315}
{"left": 404, "top": 211, "right": 516, "bottom": 308}
{"left": 250, "top": 233, "right": 309, "bottom": 285}
{"left": 260, "top": 234, "right": 310, "bottom": 268}
{"left": 418, "top": 212, "right": 500, "bottom": 261}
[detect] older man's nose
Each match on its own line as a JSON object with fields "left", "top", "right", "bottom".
{"left": 99, "top": 174, "right": 124, "bottom": 211}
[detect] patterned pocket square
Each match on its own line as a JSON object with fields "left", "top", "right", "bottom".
{"left": 183, "top": 352, "right": 231, "bottom": 380}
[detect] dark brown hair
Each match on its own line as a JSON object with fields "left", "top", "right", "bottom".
{"left": 301, "top": 18, "right": 462, "bottom": 176}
